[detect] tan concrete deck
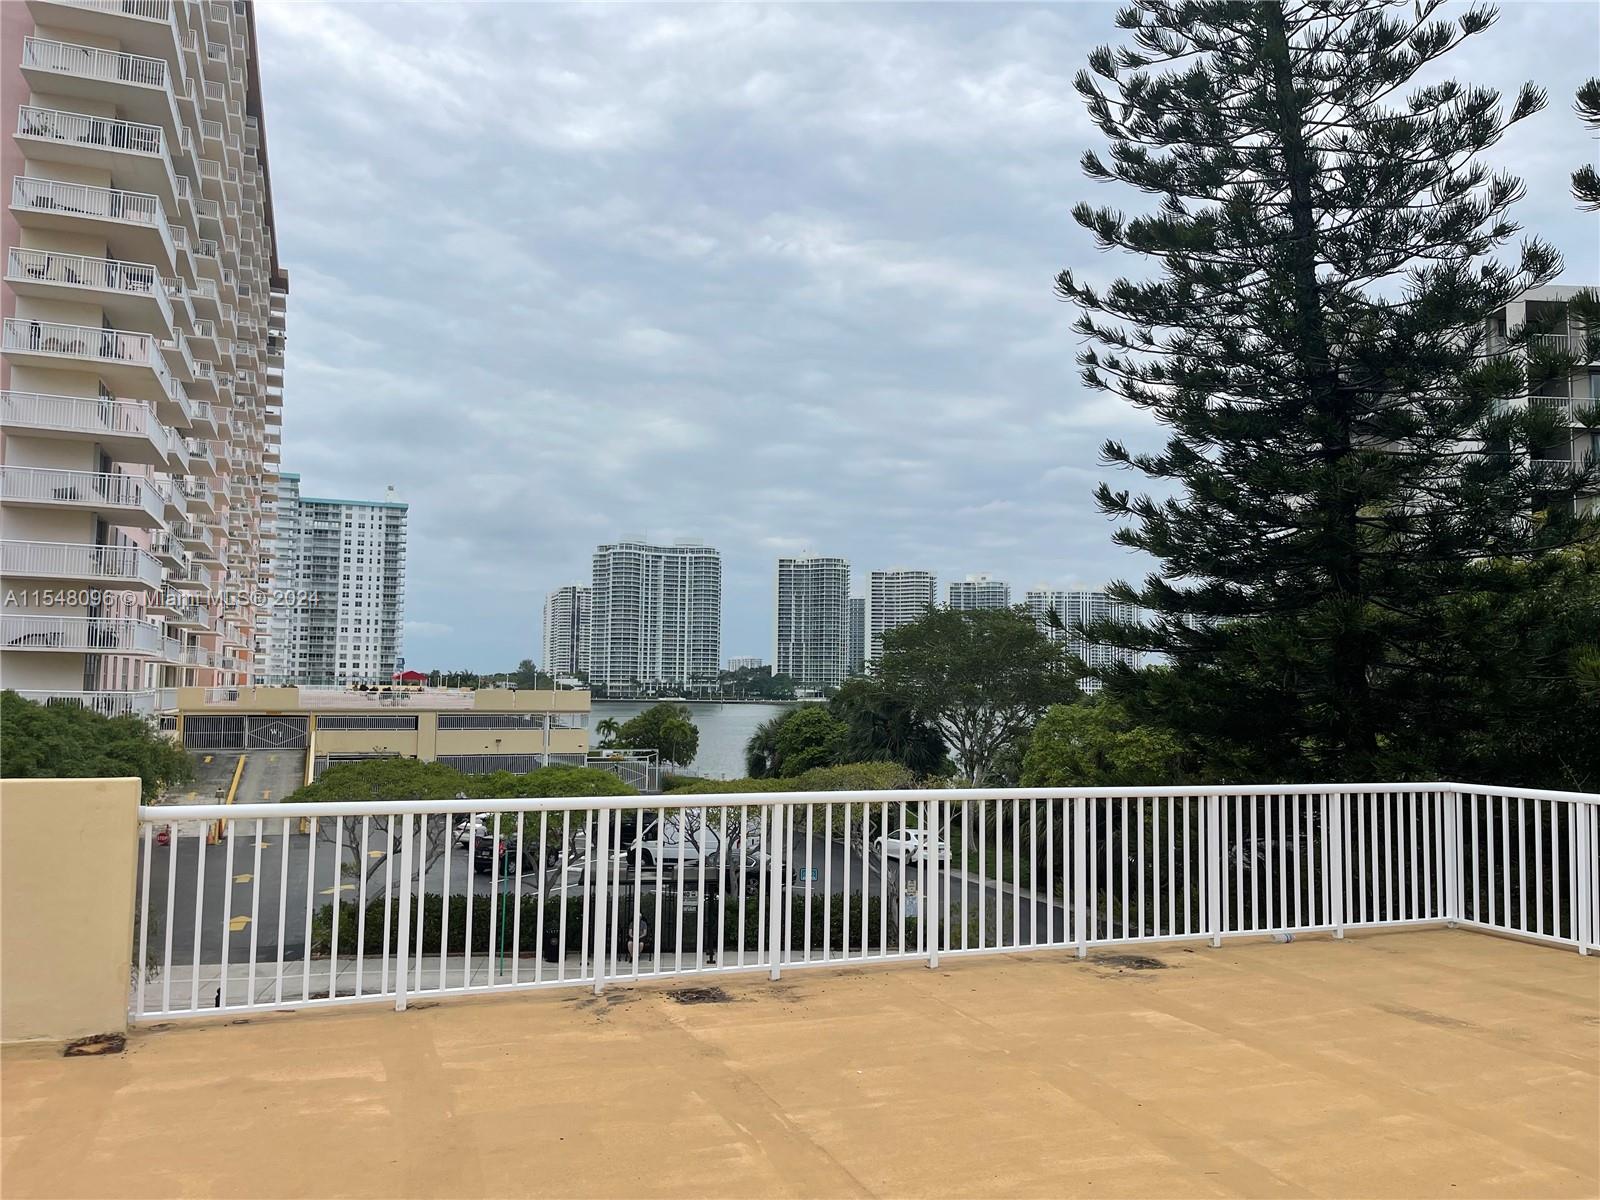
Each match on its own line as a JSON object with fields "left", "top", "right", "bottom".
{"left": 3, "top": 930, "right": 1596, "bottom": 1199}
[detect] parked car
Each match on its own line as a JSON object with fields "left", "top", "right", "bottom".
{"left": 873, "top": 828, "right": 950, "bottom": 864}
{"left": 452, "top": 813, "right": 492, "bottom": 847}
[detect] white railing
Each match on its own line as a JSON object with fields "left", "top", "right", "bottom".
{"left": 12, "top": 689, "right": 164, "bottom": 718}
{"left": 22, "top": 36, "right": 168, "bottom": 90}
{"left": 53, "top": 0, "right": 174, "bottom": 21}
{"left": 128, "top": 783, "right": 1599, "bottom": 1021}
{"left": 7, "top": 246, "right": 163, "bottom": 303}
{"left": 0, "top": 389, "right": 165, "bottom": 448}
{"left": 0, "top": 464, "right": 164, "bottom": 520}
{"left": 17, "top": 105, "right": 163, "bottom": 156}
{"left": 3, "top": 318, "right": 174, "bottom": 393}
{"left": 0, "top": 539, "right": 163, "bottom": 588}
{"left": 2, "top": 613, "right": 163, "bottom": 654}
{"left": 10, "top": 177, "right": 168, "bottom": 243}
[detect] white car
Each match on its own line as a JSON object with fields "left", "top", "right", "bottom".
{"left": 873, "top": 829, "right": 950, "bottom": 864}
{"left": 452, "top": 814, "right": 493, "bottom": 847}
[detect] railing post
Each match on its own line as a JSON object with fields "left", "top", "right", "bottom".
{"left": 591, "top": 805, "right": 611, "bottom": 995}
{"left": 394, "top": 813, "right": 413, "bottom": 1012}
{"left": 1206, "top": 794, "right": 1222, "bottom": 948}
{"left": 1073, "top": 797, "right": 1087, "bottom": 958}
{"left": 768, "top": 802, "right": 787, "bottom": 981}
{"left": 1442, "top": 789, "right": 1460, "bottom": 927}
{"left": 1576, "top": 802, "right": 1594, "bottom": 957}
{"left": 927, "top": 796, "right": 940, "bottom": 970}
{"left": 1329, "top": 792, "right": 1346, "bottom": 940}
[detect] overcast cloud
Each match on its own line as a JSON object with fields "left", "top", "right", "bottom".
{"left": 257, "top": 2, "right": 1600, "bottom": 670}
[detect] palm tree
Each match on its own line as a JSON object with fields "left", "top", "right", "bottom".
{"left": 594, "top": 717, "right": 620, "bottom": 748}
{"left": 744, "top": 713, "right": 790, "bottom": 778}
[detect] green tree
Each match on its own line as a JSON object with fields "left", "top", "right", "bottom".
{"left": 828, "top": 677, "right": 948, "bottom": 776}
{"left": 1059, "top": 0, "right": 1599, "bottom": 782}
{"left": 593, "top": 717, "right": 621, "bottom": 747}
{"left": 614, "top": 703, "right": 699, "bottom": 768}
{"left": 1021, "top": 700, "right": 1188, "bottom": 788}
{"left": 0, "top": 692, "right": 194, "bottom": 802}
{"left": 773, "top": 706, "right": 847, "bottom": 776}
{"left": 875, "top": 608, "right": 1073, "bottom": 785}
{"left": 745, "top": 712, "right": 789, "bottom": 778}
{"left": 1573, "top": 78, "right": 1600, "bottom": 210}
{"left": 1400, "top": 548, "right": 1600, "bottom": 791}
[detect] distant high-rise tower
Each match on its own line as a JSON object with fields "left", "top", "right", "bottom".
{"left": 1024, "top": 588, "right": 1142, "bottom": 693}
{"left": 543, "top": 585, "right": 591, "bottom": 677}
{"left": 774, "top": 556, "right": 851, "bottom": 690}
{"left": 589, "top": 541, "right": 721, "bottom": 693}
{"left": 848, "top": 597, "right": 866, "bottom": 676}
{"left": 947, "top": 574, "right": 1010, "bottom": 611}
{"left": 867, "top": 569, "right": 936, "bottom": 665}
{"left": 266, "top": 477, "right": 408, "bottom": 685}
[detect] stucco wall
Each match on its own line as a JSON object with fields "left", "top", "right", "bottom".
{"left": 1, "top": 777, "right": 140, "bottom": 1044}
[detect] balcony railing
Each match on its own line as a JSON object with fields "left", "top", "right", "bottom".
{"left": 0, "top": 464, "right": 165, "bottom": 522}
{"left": 3, "top": 318, "right": 174, "bottom": 394}
{"left": 0, "top": 390, "right": 170, "bottom": 453}
{"left": 17, "top": 104, "right": 163, "bottom": 156}
{"left": 10, "top": 176, "right": 168, "bottom": 240}
{"left": 22, "top": 35, "right": 168, "bottom": 90}
{"left": 52, "top": 0, "right": 174, "bottom": 22}
{"left": 11, "top": 689, "right": 165, "bottom": 718}
{"left": 0, "top": 539, "right": 163, "bottom": 588}
{"left": 7, "top": 246, "right": 165, "bottom": 305}
{"left": 127, "top": 783, "right": 1600, "bottom": 1021}
{"left": 1, "top": 613, "right": 162, "bottom": 654}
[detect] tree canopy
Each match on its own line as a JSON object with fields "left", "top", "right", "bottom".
{"left": 1059, "top": 0, "right": 1599, "bottom": 783}
{"left": 612, "top": 703, "right": 699, "bottom": 768}
{"left": 1021, "top": 700, "right": 1188, "bottom": 789}
{"left": 875, "top": 608, "right": 1074, "bottom": 784}
{"left": 0, "top": 691, "right": 194, "bottom": 802}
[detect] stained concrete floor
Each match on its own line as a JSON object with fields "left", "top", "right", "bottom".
{"left": 3, "top": 929, "right": 1596, "bottom": 1199}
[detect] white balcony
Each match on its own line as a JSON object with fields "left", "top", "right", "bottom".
{"left": 0, "top": 538, "right": 164, "bottom": 589}
{"left": 0, "top": 613, "right": 163, "bottom": 656}
{"left": 165, "top": 559, "right": 213, "bottom": 592}
{"left": 0, "top": 464, "right": 166, "bottom": 527}
{"left": 15, "top": 106, "right": 182, "bottom": 213}
{"left": 177, "top": 476, "right": 217, "bottom": 514}
{"left": 9, "top": 176, "right": 174, "bottom": 269}
{"left": 147, "top": 530, "right": 184, "bottom": 569}
{"left": 158, "top": 331, "right": 197, "bottom": 381}
{"left": 182, "top": 437, "right": 219, "bottom": 477}
{"left": 2, "top": 318, "right": 174, "bottom": 406}
{"left": 25, "top": 1, "right": 179, "bottom": 60}
{"left": 19, "top": 37, "right": 184, "bottom": 141}
{"left": 5, "top": 246, "right": 174, "bottom": 334}
{"left": 0, "top": 390, "right": 178, "bottom": 469}
{"left": 9, "top": 687, "right": 164, "bottom": 718}
{"left": 166, "top": 599, "right": 212, "bottom": 630}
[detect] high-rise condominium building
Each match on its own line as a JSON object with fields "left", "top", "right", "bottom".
{"left": 947, "top": 573, "right": 1011, "bottom": 611}
{"left": 543, "top": 584, "right": 590, "bottom": 677}
{"left": 774, "top": 556, "right": 851, "bottom": 691}
{"left": 774, "top": 555, "right": 850, "bottom": 690}
{"left": 1488, "top": 286, "right": 1598, "bottom": 516}
{"left": 867, "top": 568, "right": 936, "bottom": 665}
{"left": 589, "top": 540, "right": 721, "bottom": 694}
{"left": 1025, "top": 589, "right": 1142, "bottom": 694}
{"left": 726, "top": 656, "right": 764, "bottom": 671}
{"left": 2, "top": 1, "right": 286, "bottom": 716}
{"left": 847, "top": 597, "right": 865, "bottom": 677}
{"left": 262, "top": 476, "right": 406, "bottom": 685}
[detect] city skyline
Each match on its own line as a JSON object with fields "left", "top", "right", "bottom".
{"left": 254, "top": 4, "right": 1600, "bottom": 670}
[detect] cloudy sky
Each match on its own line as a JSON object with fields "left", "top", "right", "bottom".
{"left": 256, "top": 2, "right": 1600, "bottom": 670}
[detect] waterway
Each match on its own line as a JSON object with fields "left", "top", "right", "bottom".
{"left": 589, "top": 700, "right": 798, "bottom": 780}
